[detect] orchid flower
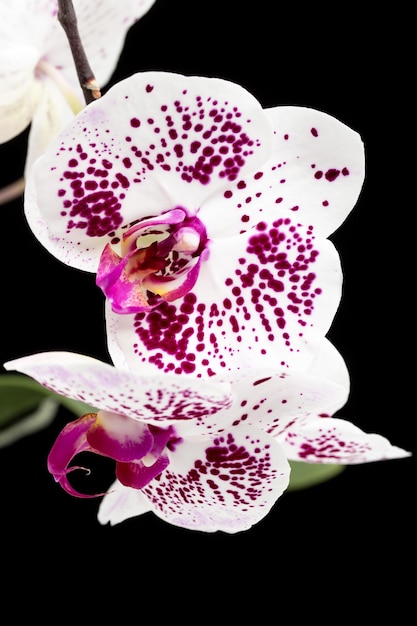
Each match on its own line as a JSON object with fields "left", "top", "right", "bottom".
{"left": 24, "top": 71, "right": 365, "bottom": 375}
{"left": 0, "top": 0, "right": 156, "bottom": 179}
{"left": 4, "top": 345, "right": 409, "bottom": 533}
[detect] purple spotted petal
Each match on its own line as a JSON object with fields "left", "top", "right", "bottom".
{"left": 282, "top": 418, "right": 411, "bottom": 463}
{"left": 3, "top": 351, "right": 234, "bottom": 433}
{"left": 223, "top": 339, "right": 350, "bottom": 438}
{"left": 137, "top": 426, "right": 290, "bottom": 533}
{"left": 160, "top": 339, "right": 349, "bottom": 440}
{"left": 25, "top": 71, "right": 272, "bottom": 271}
{"left": 101, "top": 103, "right": 365, "bottom": 377}
{"left": 87, "top": 410, "right": 153, "bottom": 462}
{"left": 200, "top": 106, "right": 365, "bottom": 239}
{"left": 105, "top": 229, "right": 343, "bottom": 376}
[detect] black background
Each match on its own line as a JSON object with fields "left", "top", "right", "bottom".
{"left": 0, "top": 0, "right": 414, "bottom": 618}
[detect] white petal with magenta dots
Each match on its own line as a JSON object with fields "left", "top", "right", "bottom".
{"left": 200, "top": 106, "right": 365, "bottom": 239}
{"left": 263, "top": 106, "right": 365, "bottom": 237}
{"left": 282, "top": 417, "right": 411, "bottom": 464}
{"left": 105, "top": 225, "right": 343, "bottom": 379}
{"left": 139, "top": 426, "right": 290, "bottom": 533}
{"left": 3, "top": 351, "right": 233, "bottom": 433}
{"left": 223, "top": 338, "right": 350, "bottom": 438}
{"left": 24, "top": 71, "right": 273, "bottom": 271}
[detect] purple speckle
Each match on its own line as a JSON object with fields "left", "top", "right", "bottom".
{"left": 314, "top": 167, "right": 350, "bottom": 182}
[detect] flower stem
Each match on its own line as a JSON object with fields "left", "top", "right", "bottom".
{"left": 57, "top": 0, "right": 101, "bottom": 105}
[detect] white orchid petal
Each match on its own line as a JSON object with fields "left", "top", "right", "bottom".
{"left": 138, "top": 426, "right": 290, "bottom": 533}
{"left": 282, "top": 417, "right": 411, "bottom": 464}
{"left": 105, "top": 228, "right": 343, "bottom": 377}
{"left": 0, "top": 44, "right": 41, "bottom": 142}
{"left": 0, "top": 1, "right": 57, "bottom": 47}
{"left": 24, "top": 75, "right": 77, "bottom": 176}
{"left": 25, "top": 71, "right": 272, "bottom": 270}
{"left": 220, "top": 339, "right": 350, "bottom": 438}
{"left": 3, "top": 351, "right": 233, "bottom": 432}
{"left": 201, "top": 106, "right": 365, "bottom": 239}
{"left": 98, "top": 479, "right": 152, "bottom": 526}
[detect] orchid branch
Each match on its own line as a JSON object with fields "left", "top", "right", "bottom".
{"left": 57, "top": 0, "right": 101, "bottom": 105}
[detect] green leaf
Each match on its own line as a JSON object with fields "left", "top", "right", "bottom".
{"left": 288, "top": 460, "right": 345, "bottom": 491}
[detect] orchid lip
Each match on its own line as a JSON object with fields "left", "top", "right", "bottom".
{"left": 96, "top": 207, "right": 209, "bottom": 313}
{"left": 47, "top": 409, "right": 181, "bottom": 497}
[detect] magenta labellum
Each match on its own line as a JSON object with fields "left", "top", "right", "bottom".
{"left": 97, "top": 206, "right": 209, "bottom": 313}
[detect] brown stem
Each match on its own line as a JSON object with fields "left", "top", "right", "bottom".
{"left": 57, "top": 0, "right": 101, "bottom": 105}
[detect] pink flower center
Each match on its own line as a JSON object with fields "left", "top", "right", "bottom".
{"left": 96, "top": 207, "right": 209, "bottom": 313}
